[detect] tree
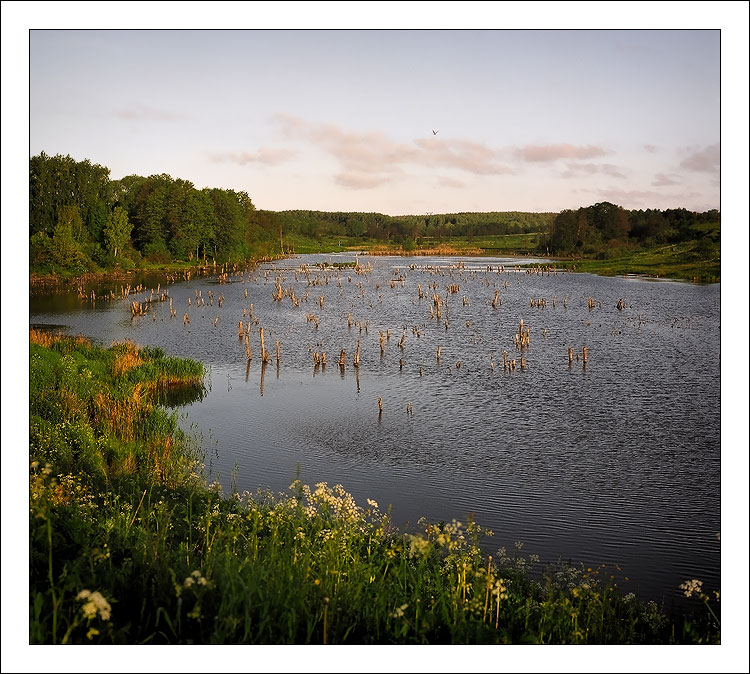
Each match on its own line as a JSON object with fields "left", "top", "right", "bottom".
{"left": 29, "top": 153, "right": 112, "bottom": 240}
{"left": 51, "top": 205, "right": 87, "bottom": 270}
{"left": 103, "top": 206, "right": 132, "bottom": 258}
{"left": 549, "top": 209, "right": 578, "bottom": 252}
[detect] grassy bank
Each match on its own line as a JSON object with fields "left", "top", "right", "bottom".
{"left": 30, "top": 232, "right": 718, "bottom": 288}
{"left": 282, "top": 233, "right": 718, "bottom": 282}
{"left": 29, "top": 333, "right": 720, "bottom": 644}
{"left": 552, "top": 240, "right": 720, "bottom": 282}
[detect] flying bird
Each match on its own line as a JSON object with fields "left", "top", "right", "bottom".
{"left": 432, "top": 129, "right": 439, "bottom": 135}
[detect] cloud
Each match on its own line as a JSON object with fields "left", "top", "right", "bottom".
{"left": 271, "top": 113, "right": 512, "bottom": 190}
{"left": 334, "top": 173, "right": 392, "bottom": 190}
{"left": 514, "top": 143, "right": 609, "bottom": 162}
{"left": 652, "top": 173, "right": 681, "bottom": 187}
{"left": 437, "top": 176, "right": 467, "bottom": 189}
{"left": 211, "top": 147, "right": 297, "bottom": 166}
{"left": 643, "top": 144, "right": 659, "bottom": 153}
{"left": 116, "top": 104, "right": 184, "bottom": 121}
{"left": 680, "top": 144, "right": 720, "bottom": 173}
{"left": 561, "top": 162, "right": 627, "bottom": 179}
{"left": 273, "top": 113, "right": 412, "bottom": 175}
{"left": 583, "top": 187, "right": 700, "bottom": 209}
{"left": 413, "top": 138, "right": 514, "bottom": 176}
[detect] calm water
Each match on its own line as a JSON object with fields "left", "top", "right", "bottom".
{"left": 29, "top": 254, "right": 721, "bottom": 608}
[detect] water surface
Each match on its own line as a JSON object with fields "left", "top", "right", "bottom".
{"left": 30, "top": 253, "right": 721, "bottom": 608}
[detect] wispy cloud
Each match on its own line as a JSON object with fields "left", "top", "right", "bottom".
{"left": 334, "top": 173, "right": 392, "bottom": 190}
{"left": 271, "top": 113, "right": 512, "bottom": 190}
{"left": 643, "top": 144, "right": 659, "bottom": 153}
{"left": 210, "top": 147, "right": 297, "bottom": 166}
{"left": 514, "top": 143, "right": 610, "bottom": 162}
{"left": 273, "top": 113, "right": 412, "bottom": 176}
{"left": 560, "top": 162, "right": 627, "bottom": 179}
{"left": 652, "top": 173, "right": 681, "bottom": 187}
{"left": 680, "top": 144, "right": 720, "bottom": 173}
{"left": 583, "top": 187, "right": 700, "bottom": 209}
{"left": 437, "top": 176, "right": 467, "bottom": 189}
{"left": 116, "top": 103, "right": 184, "bottom": 121}
{"left": 414, "top": 138, "right": 513, "bottom": 176}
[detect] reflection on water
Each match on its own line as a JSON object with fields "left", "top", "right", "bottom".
{"left": 154, "top": 382, "right": 207, "bottom": 408}
{"left": 30, "top": 253, "right": 721, "bottom": 607}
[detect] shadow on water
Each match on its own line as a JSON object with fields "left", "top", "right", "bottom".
{"left": 154, "top": 382, "right": 208, "bottom": 408}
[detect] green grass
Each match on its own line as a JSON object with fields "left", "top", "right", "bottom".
{"left": 283, "top": 233, "right": 719, "bottom": 282}
{"left": 29, "top": 333, "right": 720, "bottom": 644}
{"left": 283, "top": 233, "right": 369, "bottom": 254}
{"left": 553, "top": 240, "right": 720, "bottom": 282}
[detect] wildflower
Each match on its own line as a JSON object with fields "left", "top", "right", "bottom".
{"left": 197, "top": 577, "right": 208, "bottom": 586}
{"left": 514, "top": 541, "right": 524, "bottom": 551}
{"left": 623, "top": 593, "right": 636, "bottom": 603}
{"left": 391, "top": 603, "right": 408, "bottom": 618}
{"left": 191, "top": 569, "right": 202, "bottom": 578}
{"left": 491, "top": 579, "right": 508, "bottom": 601}
{"left": 367, "top": 498, "right": 379, "bottom": 509}
{"left": 76, "top": 590, "right": 112, "bottom": 621}
{"left": 405, "top": 534, "right": 431, "bottom": 557}
{"left": 183, "top": 577, "right": 195, "bottom": 588}
{"left": 86, "top": 627, "right": 99, "bottom": 640}
{"left": 679, "top": 579, "right": 703, "bottom": 598}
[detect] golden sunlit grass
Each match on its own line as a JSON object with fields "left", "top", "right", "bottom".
{"left": 30, "top": 328, "right": 90, "bottom": 349}
{"left": 111, "top": 340, "right": 144, "bottom": 376}
{"left": 366, "top": 244, "right": 484, "bottom": 256}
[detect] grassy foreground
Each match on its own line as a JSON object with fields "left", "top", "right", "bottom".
{"left": 29, "top": 333, "right": 720, "bottom": 644}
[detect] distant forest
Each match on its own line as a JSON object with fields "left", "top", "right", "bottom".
{"left": 29, "top": 152, "right": 719, "bottom": 273}
{"left": 268, "top": 209, "right": 558, "bottom": 244}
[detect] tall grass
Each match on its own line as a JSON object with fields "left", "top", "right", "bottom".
{"left": 28, "top": 333, "right": 720, "bottom": 644}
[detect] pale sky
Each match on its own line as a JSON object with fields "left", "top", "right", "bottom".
{"left": 26, "top": 22, "right": 723, "bottom": 215}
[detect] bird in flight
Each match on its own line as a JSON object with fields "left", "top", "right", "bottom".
{"left": 432, "top": 129, "right": 439, "bottom": 135}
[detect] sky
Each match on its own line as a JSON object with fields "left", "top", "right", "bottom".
{"left": 25, "top": 24, "right": 724, "bottom": 216}
{"left": 3, "top": 3, "right": 750, "bottom": 673}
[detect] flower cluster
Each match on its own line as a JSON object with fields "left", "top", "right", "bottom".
{"left": 391, "top": 603, "right": 409, "bottom": 618}
{"left": 491, "top": 578, "right": 508, "bottom": 601}
{"left": 183, "top": 569, "right": 211, "bottom": 588}
{"left": 679, "top": 579, "right": 703, "bottom": 598}
{"left": 405, "top": 534, "right": 431, "bottom": 558}
{"left": 76, "top": 590, "right": 112, "bottom": 621}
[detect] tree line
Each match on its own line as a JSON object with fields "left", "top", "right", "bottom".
{"left": 545, "top": 202, "right": 720, "bottom": 255}
{"left": 29, "top": 152, "right": 720, "bottom": 273}
{"left": 269, "top": 209, "right": 558, "bottom": 244}
{"left": 29, "top": 152, "right": 278, "bottom": 273}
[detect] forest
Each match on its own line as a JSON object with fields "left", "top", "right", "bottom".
{"left": 29, "top": 152, "right": 279, "bottom": 274}
{"left": 546, "top": 202, "right": 720, "bottom": 256}
{"left": 268, "top": 209, "right": 558, "bottom": 246}
{"left": 29, "top": 152, "right": 720, "bottom": 274}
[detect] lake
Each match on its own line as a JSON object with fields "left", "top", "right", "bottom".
{"left": 29, "top": 253, "right": 721, "bottom": 609}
